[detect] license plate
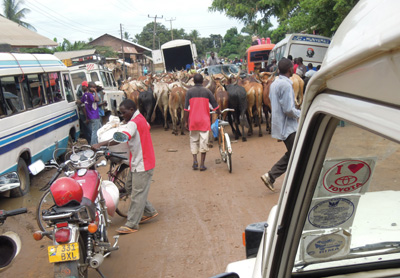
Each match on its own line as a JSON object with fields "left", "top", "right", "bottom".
{"left": 48, "top": 243, "right": 79, "bottom": 263}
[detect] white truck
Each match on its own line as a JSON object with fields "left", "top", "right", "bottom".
{"left": 160, "top": 39, "right": 197, "bottom": 72}
{"left": 213, "top": 0, "right": 400, "bottom": 277}
{"left": 66, "top": 54, "right": 125, "bottom": 115}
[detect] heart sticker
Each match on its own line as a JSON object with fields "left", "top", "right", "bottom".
{"left": 348, "top": 163, "right": 364, "bottom": 174}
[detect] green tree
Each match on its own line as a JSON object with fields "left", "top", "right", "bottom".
{"left": 1, "top": 0, "right": 36, "bottom": 31}
{"left": 135, "top": 22, "right": 172, "bottom": 50}
{"left": 210, "top": 0, "right": 359, "bottom": 40}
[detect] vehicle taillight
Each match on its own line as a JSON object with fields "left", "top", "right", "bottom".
{"left": 55, "top": 228, "right": 71, "bottom": 243}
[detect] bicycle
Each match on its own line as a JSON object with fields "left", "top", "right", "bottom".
{"left": 107, "top": 155, "right": 131, "bottom": 217}
{"left": 211, "top": 108, "right": 234, "bottom": 173}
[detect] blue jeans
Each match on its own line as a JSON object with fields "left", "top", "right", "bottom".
{"left": 88, "top": 118, "right": 102, "bottom": 145}
{"left": 125, "top": 169, "right": 157, "bottom": 229}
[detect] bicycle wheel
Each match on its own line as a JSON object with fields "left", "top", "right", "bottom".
{"left": 36, "top": 190, "right": 56, "bottom": 239}
{"left": 218, "top": 132, "right": 227, "bottom": 162}
{"left": 224, "top": 133, "right": 233, "bottom": 173}
{"left": 114, "top": 164, "right": 131, "bottom": 217}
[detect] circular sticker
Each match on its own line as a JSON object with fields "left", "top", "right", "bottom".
{"left": 306, "top": 48, "right": 315, "bottom": 58}
{"left": 306, "top": 234, "right": 346, "bottom": 258}
{"left": 308, "top": 198, "right": 354, "bottom": 228}
{"left": 323, "top": 160, "right": 372, "bottom": 194}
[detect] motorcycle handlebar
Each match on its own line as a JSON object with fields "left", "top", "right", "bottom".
{"left": 106, "top": 151, "right": 128, "bottom": 161}
{"left": 0, "top": 208, "right": 27, "bottom": 223}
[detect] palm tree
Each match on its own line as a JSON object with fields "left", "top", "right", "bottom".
{"left": 2, "top": 0, "right": 36, "bottom": 31}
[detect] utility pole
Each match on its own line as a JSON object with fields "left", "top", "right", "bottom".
{"left": 148, "top": 14, "right": 163, "bottom": 50}
{"left": 165, "top": 17, "right": 176, "bottom": 40}
{"left": 120, "top": 23, "right": 126, "bottom": 80}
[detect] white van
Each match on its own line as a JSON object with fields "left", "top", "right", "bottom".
{"left": 0, "top": 53, "right": 79, "bottom": 197}
{"left": 214, "top": 0, "right": 400, "bottom": 277}
{"left": 268, "top": 33, "right": 331, "bottom": 69}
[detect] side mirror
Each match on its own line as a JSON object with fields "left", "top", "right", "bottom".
{"left": 113, "top": 132, "right": 129, "bottom": 143}
{"left": 0, "top": 172, "right": 20, "bottom": 190}
{"left": 28, "top": 160, "right": 45, "bottom": 175}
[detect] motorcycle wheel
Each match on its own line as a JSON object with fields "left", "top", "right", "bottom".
{"left": 114, "top": 164, "right": 131, "bottom": 218}
{"left": 36, "top": 190, "right": 56, "bottom": 239}
{"left": 54, "top": 235, "right": 88, "bottom": 278}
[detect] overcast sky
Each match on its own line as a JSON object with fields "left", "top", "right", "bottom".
{"left": 16, "top": 0, "right": 246, "bottom": 44}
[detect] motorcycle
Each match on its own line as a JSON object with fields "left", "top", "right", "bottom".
{"left": 30, "top": 133, "right": 129, "bottom": 278}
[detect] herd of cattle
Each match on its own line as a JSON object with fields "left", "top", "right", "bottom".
{"left": 119, "top": 69, "right": 305, "bottom": 141}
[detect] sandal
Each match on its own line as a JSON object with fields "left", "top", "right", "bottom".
{"left": 200, "top": 166, "right": 207, "bottom": 171}
{"left": 192, "top": 162, "right": 199, "bottom": 170}
{"left": 140, "top": 212, "right": 159, "bottom": 224}
{"left": 116, "top": 226, "right": 138, "bottom": 234}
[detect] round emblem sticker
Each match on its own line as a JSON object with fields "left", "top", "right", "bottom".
{"left": 323, "top": 160, "right": 372, "bottom": 194}
{"left": 306, "top": 47, "right": 315, "bottom": 58}
{"left": 306, "top": 234, "right": 345, "bottom": 258}
{"left": 308, "top": 198, "right": 354, "bottom": 228}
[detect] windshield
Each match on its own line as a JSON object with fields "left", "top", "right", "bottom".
{"left": 208, "top": 64, "right": 239, "bottom": 75}
{"left": 294, "top": 121, "right": 400, "bottom": 274}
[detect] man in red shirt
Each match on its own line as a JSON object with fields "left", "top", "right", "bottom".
{"left": 93, "top": 99, "right": 158, "bottom": 234}
{"left": 184, "top": 74, "right": 220, "bottom": 171}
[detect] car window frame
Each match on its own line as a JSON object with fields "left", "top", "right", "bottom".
{"left": 267, "top": 91, "right": 400, "bottom": 277}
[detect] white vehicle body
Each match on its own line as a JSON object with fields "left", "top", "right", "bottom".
{"left": 68, "top": 54, "right": 125, "bottom": 114}
{"left": 267, "top": 33, "right": 331, "bottom": 69}
{"left": 219, "top": 1, "right": 400, "bottom": 277}
{"left": 0, "top": 53, "right": 79, "bottom": 196}
{"left": 161, "top": 39, "right": 198, "bottom": 72}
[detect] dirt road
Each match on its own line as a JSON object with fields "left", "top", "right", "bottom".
{"left": 0, "top": 125, "right": 285, "bottom": 278}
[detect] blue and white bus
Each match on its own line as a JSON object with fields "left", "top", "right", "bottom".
{"left": 267, "top": 33, "right": 331, "bottom": 69}
{"left": 0, "top": 53, "right": 80, "bottom": 197}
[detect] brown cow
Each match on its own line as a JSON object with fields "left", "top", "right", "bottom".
{"left": 238, "top": 78, "right": 263, "bottom": 137}
{"left": 168, "top": 86, "right": 186, "bottom": 135}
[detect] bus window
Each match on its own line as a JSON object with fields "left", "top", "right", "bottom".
{"left": 0, "top": 76, "right": 25, "bottom": 115}
{"left": 250, "top": 50, "right": 271, "bottom": 63}
{"left": 26, "top": 74, "right": 45, "bottom": 108}
{"left": 62, "top": 73, "right": 75, "bottom": 103}
{"left": 90, "top": 72, "right": 100, "bottom": 83}
{"left": 71, "top": 72, "right": 87, "bottom": 91}
{"left": 47, "top": 72, "right": 64, "bottom": 102}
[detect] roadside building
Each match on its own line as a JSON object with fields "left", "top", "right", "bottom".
{"left": 0, "top": 16, "right": 57, "bottom": 51}
{"left": 89, "top": 34, "right": 152, "bottom": 79}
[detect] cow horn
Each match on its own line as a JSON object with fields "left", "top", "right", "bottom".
{"left": 179, "top": 79, "right": 190, "bottom": 91}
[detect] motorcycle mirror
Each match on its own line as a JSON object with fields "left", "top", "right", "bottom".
{"left": 28, "top": 160, "right": 45, "bottom": 175}
{"left": 113, "top": 132, "right": 129, "bottom": 143}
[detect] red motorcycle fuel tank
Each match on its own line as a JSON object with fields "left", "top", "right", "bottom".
{"left": 70, "top": 170, "right": 101, "bottom": 202}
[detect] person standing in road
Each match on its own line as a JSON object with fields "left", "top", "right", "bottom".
{"left": 207, "top": 52, "right": 220, "bottom": 66}
{"left": 95, "top": 81, "right": 107, "bottom": 124}
{"left": 93, "top": 99, "right": 158, "bottom": 234}
{"left": 260, "top": 58, "right": 301, "bottom": 192}
{"left": 81, "top": 82, "right": 101, "bottom": 145}
{"left": 296, "top": 57, "right": 307, "bottom": 78}
{"left": 76, "top": 81, "right": 91, "bottom": 144}
{"left": 184, "top": 73, "right": 220, "bottom": 171}
{"left": 305, "top": 63, "right": 317, "bottom": 78}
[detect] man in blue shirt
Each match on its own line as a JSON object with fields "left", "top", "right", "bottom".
{"left": 261, "top": 58, "right": 301, "bottom": 192}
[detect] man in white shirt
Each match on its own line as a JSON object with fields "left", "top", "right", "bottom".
{"left": 207, "top": 52, "right": 220, "bottom": 66}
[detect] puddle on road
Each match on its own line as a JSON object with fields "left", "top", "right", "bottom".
{"left": 0, "top": 169, "right": 56, "bottom": 211}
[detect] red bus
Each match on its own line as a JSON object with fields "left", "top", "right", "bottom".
{"left": 246, "top": 41, "right": 275, "bottom": 73}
